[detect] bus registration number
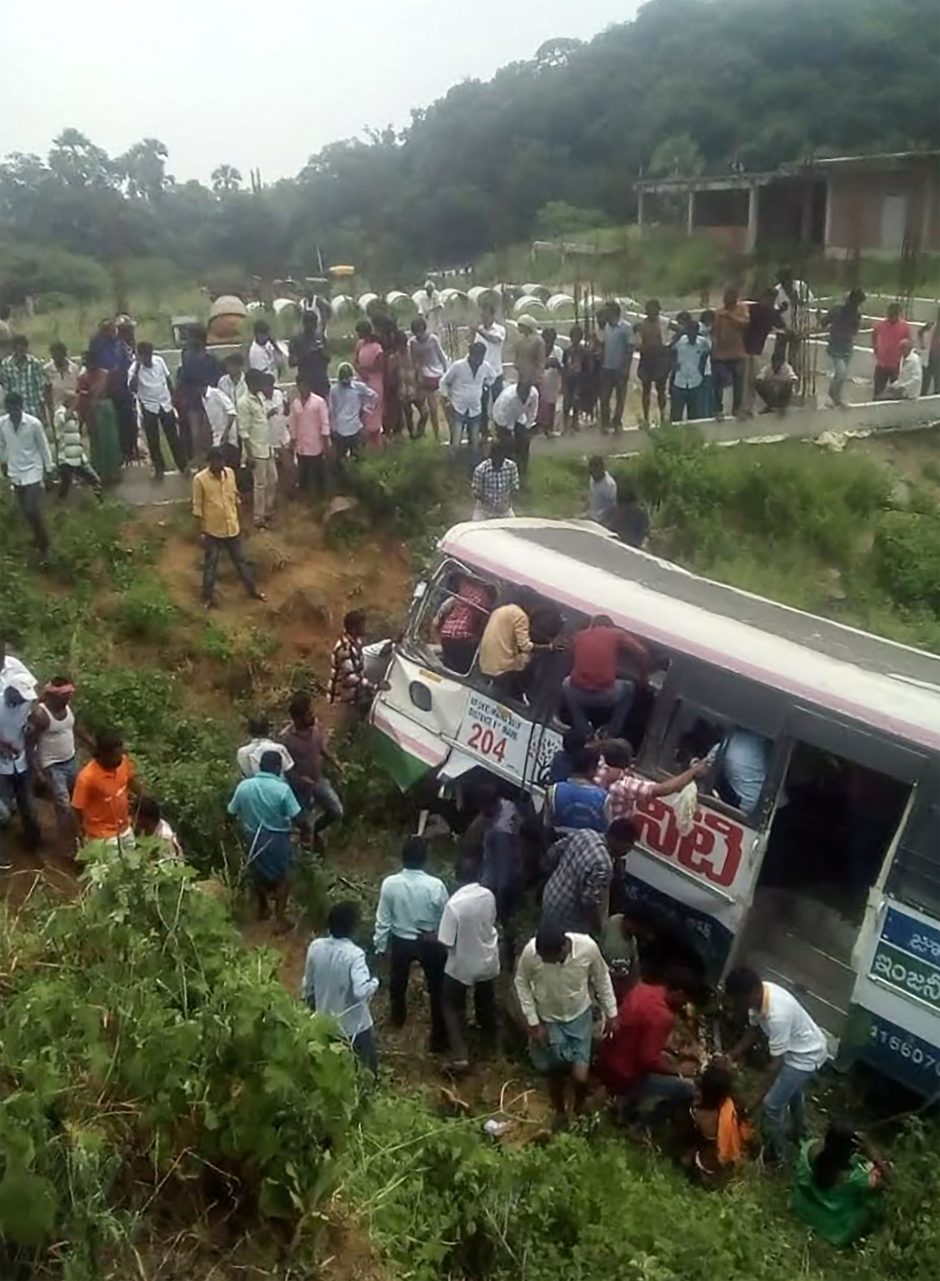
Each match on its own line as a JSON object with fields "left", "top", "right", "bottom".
{"left": 455, "top": 693, "right": 533, "bottom": 777}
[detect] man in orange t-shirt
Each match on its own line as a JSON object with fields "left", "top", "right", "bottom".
{"left": 71, "top": 728, "right": 138, "bottom": 847}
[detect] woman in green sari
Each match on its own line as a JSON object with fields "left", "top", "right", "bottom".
{"left": 79, "top": 364, "right": 122, "bottom": 484}
{"left": 792, "top": 1121, "right": 888, "bottom": 1247}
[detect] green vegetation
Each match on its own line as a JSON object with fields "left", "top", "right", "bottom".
{"left": 1, "top": 0, "right": 938, "bottom": 299}
{"left": 0, "top": 849, "right": 357, "bottom": 1280}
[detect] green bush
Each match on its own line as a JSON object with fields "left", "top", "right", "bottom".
{"left": 112, "top": 578, "right": 177, "bottom": 642}
{"left": 343, "top": 441, "right": 462, "bottom": 538}
{"left": 0, "top": 853, "right": 358, "bottom": 1278}
{"left": 874, "top": 510, "right": 940, "bottom": 613}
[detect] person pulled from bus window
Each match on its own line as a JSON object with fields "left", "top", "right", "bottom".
{"left": 478, "top": 597, "right": 561, "bottom": 703}
{"left": 227, "top": 749, "right": 300, "bottom": 931}
{"left": 670, "top": 315, "right": 711, "bottom": 423}
{"left": 711, "top": 287, "right": 749, "bottom": 420}
{"left": 328, "top": 609, "right": 375, "bottom": 715}
{"left": 598, "top": 301, "right": 633, "bottom": 433}
{"left": 597, "top": 966, "right": 700, "bottom": 1125}
{"left": 431, "top": 572, "right": 494, "bottom": 675}
{"left": 408, "top": 317, "right": 448, "bottom": 441}
{"left": 541, "top": 820, "right": 638, "bottom": 938}
{"left": 440, "top": 341, "right": 493, "bottom": 465}
{"left": 755, "top": 350, "right": 798, "bottom": 415}
{"left": 791, "top": 1119, "right": 888, "bottom": 1247}
{"left": 374, "top": 835, "right": 449, "bottom": 1053}
{"left": 471, "top": 439, "right": 520, "bottom": 521}
{"left": 681, "top": 1059, "right": 753, "bottom": 1185}
{"left": 330, "top": 362, "right": 378, "bottom": 462}
{"left": 548, "top": 727, "right": 587, "bottom": 785}
{"left": 546, "top": 744, "right": 608, "bottom": 835}
{"left": 872, "top": 301, "right": 912, "bottom": 398}
{"left": 133, "top": 795, "right": 183, "bottom": 859}
{"left": 586, "top": 455, "right": 618, "bottom": 525}
{"left": 636, "top": 299, "right": 672, "bottom": 430}
{"left": 280, "top": 690, "right": 343, "bottom": 848}
{"left": 237, "top": 715, "right": 294, "bottom": 778}
{"left": 562, "top": 324, "right": 587, "bottom": 433}
{"left": 716, "top": 727, "right": 772, "bottom": 816}
{"left": 54, "top": 391, "right": 102, "bottom": 502}
{"left": 608, "top": 485, "right": 651, "bottom": 549}
{"left": 514, "top": 922, "right": 618, "bottom": 1127}
{"left": 562, "top": 615, "right": 651, "bottom": 741}
{"left": 0, "top": 389, "right": 54, "bottom": 563}
{"left": 596, "top": 740, "right": 708, "bottom": 824}
{"left": 724, "top": 965, "right": 829, "bottom": 1165}
{"left": 303, "top": 899, "right": 380, "bottom": 1077}
{"left": 879, "top": 338, "right": 922, "bottom": 401}
{"left": 438, "top": 856, "right": 499, "bottom": 1073}
{"left": 0, "top": 671, "right": 41, "bottom": 852}
{"left": 192, "top": 447, "right": 267, "bottom": 610}
{"left": 824, "top": 288, "right": 866, "bottom": 408}
{"left": 491, "top": 377, "right": 539, "bottom": 481}
{"left": 742, "top": 286, "right": 785, "bottom": 417}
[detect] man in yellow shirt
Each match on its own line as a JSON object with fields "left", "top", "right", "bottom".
{"left": 479, "top": 601, "right": 562, "bottom": 701}
{"left": 192, "top": 447, "right": 267, "bottom": 610}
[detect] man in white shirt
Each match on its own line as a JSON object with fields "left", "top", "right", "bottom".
{"left": 303, "top": 900, "right": 380, "bottom": 1074}
{"left": 475, "top": 303, "right": 507, "bottom": 416}
{"left": 881, "top": 339, "right": 923, "bottom": 401}
{"left": 438, "top": 859, "right": 499, "bottom": 1071}
{"left": 725, "top": 966, "right": 829, "bottom": 1162}
{"left": 0, "top": 390, "right": 54, "bottom": 561}
{"left": 236, "top": 716, "right": 295, "bottom": 778}
{"left": 492, "top": 378, "right": 539, "bottom": 481}
{"left": 514, "top": 922, "right": 618, "bottom": 1124}
{"left": 755, "top": 351, "right": 798, "bottom": 414}
{"left": 202, "top": 382, "right": 237, "bottom": 455}
{"left": 128, "top": 342, "right": 187, "bottom": 477}
{"left": 0, "top": 671, "right": 41, "bottom": 854}
{"left": 218, "top": 353, "right": 249, "bottom": 412}
{"left": 440, "top": 342, "right": 494, "bottom": 462}
{"left": 417, "top": 281, "right": 443, "bottom": 336}
{"left": 248, "top": 320, "right": 286, "bottom": 379}
{"left": 586, "top": 455, "right": 618, "bottom": 525}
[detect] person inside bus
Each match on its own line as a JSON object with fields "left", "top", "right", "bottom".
{"left": 478, "top": 598, "right": 563, "bottom": 702}
{"left": 430, "top": 572, "right": 495, "bottom": 675}
{"left": 791, "top": 1119, "right": 888, "bottom": 1247}
{"left": 545, "top": 744, "right": 608, "bottom": 835}
{"left": 717, "top": 728, "right": 773, "bottom": 817}
{"left": 561, "top": 616, "right": 652, "bottom": 740}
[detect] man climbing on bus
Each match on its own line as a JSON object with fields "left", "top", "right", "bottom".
{"left": 562, "top": 615, "right": 652, "bottom": 740}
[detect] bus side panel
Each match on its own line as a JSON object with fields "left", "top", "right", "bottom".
{"left": 621, "top": 866, "right": 736, "bottom": 980}
{"left": 845, "top": 897, "right": 940, "bottom": 1096}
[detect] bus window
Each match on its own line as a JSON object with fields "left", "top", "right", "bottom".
{"left": 410, "top": 566, "right": 496, "bottom": 677}
{"left": 660, "top": 703, "right": 775, "bottom": 821}
{"left": 557, "top": 617, "right": 666, "bottom": 754}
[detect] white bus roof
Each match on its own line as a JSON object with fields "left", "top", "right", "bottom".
{"left": 439, "top": 518, "right": 940, "bottom": 753}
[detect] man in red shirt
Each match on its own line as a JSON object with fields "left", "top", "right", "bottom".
{"left": 562, "top": 615, "right": 651, "bottom": 739}
{"left": 596, "top": 968, "right": 698, "bottom": 1120}
{"left": 872, "top": 302, "right": 912, "bottom": 398}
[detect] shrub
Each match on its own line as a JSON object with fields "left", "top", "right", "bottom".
{"left": 343, "top": 441, "right": 462, "bottom": 538}
{"left": 0, "top": 853, "right": 358, "bottom": 1277}
{"left": 112, "top": 578, "right": 177, "bottom": 642}
{"left": 874, "top": 510, "right": 940, "bottom": 612}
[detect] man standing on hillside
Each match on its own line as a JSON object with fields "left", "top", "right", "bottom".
{"left": 44, "top": 341, "right": 81, "bottom": 420}
{"left": 0, "top": 335, "right": 48, "bottom": 425}
{"left": 191, "top": 446, "right": 266, "bottom": 609}
{"left": 598, "top": 302, "right": 633, "bottom": 433}
{"left": 492, "top": 379, "right": 539, "bottom": 480}
{"left": 0, "top": 390, "right": 54, "bottom": 563}
{"left": 439, "top": 341, "right": 494, "bottom": 463}
{"left": 303, "top": 900, "right": 380, "bottom": 1074}
{"left": 289, "top": 311, "right": 332, "bottom": 402}
{"left": 873, "top": 302, "right": 912, "bottom": 398}
{"left": 513, "top": 317, "right": 546, "bottom": 389}
{"left": 475, "top": 303, "right": 507, "bottom": 418}
{"left": 711, "top": 288, "right": 750, "bottom": 420}
{"left": 128, "top": 341, "right": 187, "bottom": 478}
{"left": 471, "top": 439, "right": 520, "bottom": 520}
{"left": 438, "top": 857, "right": 500, "bottom": 1072}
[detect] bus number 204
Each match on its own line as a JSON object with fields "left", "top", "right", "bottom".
{"left": 467, "top": 723, "right": 508, "bottom": 763}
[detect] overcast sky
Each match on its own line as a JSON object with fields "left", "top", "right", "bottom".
{"left": 10, "top": 1, "right": 639, "bottom": 184}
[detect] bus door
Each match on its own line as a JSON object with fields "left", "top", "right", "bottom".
{"left": 739, "top": 706, "right": 926, "bottom": 1035}
{"left": 623, "top": 659, "right": 789, "bottom": 979}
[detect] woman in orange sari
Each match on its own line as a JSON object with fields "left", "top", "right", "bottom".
{"left": 354, "top": 320, "right": 385, "bottom": 448}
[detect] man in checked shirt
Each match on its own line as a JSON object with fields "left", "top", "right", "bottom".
{"left": 470, "top": 439, "right": 520, "bottom": 520}
{"left": 541, "top": 820, "right": 640, "bottom": 938}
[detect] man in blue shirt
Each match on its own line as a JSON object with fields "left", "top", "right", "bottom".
{"left": 670, "top": 316, "right": 711, "bottom": 422}
{"left": 598, "top": 302, "right": 633, "bottom": 433}
{"left": 302, "top": 900, "right": 380, "bottom": 1074}
{"left": 227, "top": 750, "right": 300, "bottom": 930}
{"left": 374, "top": 836, "right": 449, "bottom": 1052}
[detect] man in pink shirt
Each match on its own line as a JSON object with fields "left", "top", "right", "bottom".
{"left": 288, "top": 375, "right": 331, "bottom": 495}
{"left": 872, "top": 303, "right": 912, "bottom": 398}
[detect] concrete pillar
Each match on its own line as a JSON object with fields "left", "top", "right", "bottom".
{"left": 745, "top": 183, "right": 759, "bottom": 253}
{"left": 637, "top": 189, "right": 645, "bottom": 229}
{"left": 687, "top": 188, "right": 695, "bottom": 236}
